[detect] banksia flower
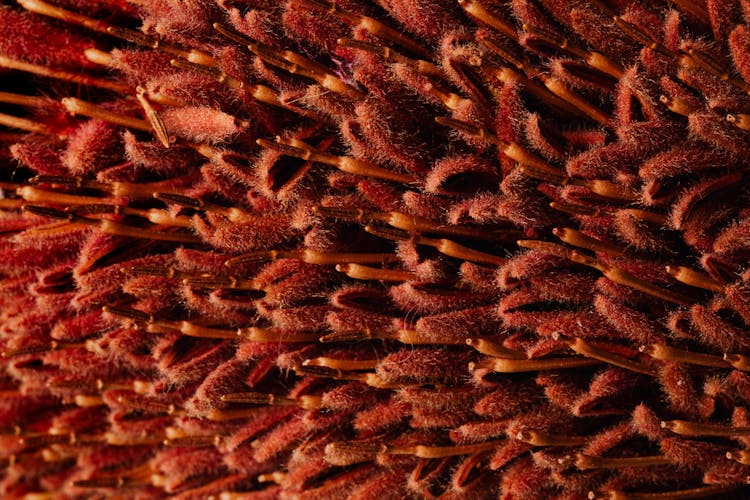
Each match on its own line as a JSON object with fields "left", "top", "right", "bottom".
{"left": 4, "top": 0, "right": 750, "bottom": 498}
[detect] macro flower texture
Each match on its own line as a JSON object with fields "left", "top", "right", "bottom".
{"left": 5, "top": 0, "right": 750, "bottom": 498}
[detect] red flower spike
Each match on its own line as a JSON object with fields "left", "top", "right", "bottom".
{"left": 6, "top": 0, "right": 750, "bottom": 497}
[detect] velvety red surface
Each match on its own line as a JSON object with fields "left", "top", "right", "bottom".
{"left": 1, "top": 0, "right": 750, "bottom": 498}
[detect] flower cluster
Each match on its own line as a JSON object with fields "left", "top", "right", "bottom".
{"left": 1, "top": 0, "right": 750, "bottom": 498}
